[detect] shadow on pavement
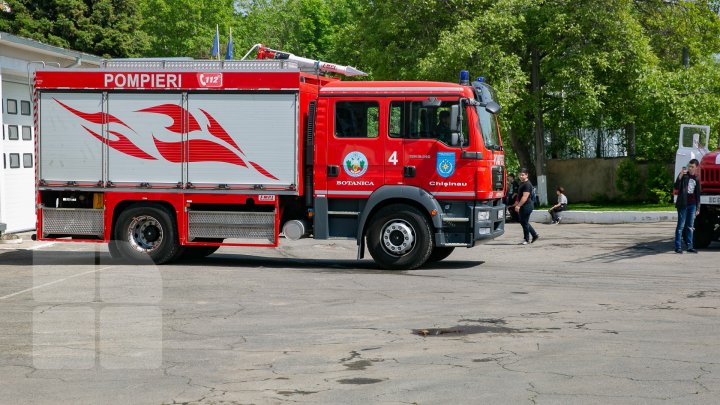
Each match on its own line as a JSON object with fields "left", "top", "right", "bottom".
{"left": 0, "top": 249, "right": 483, "bottom": 273}
{"left": 573, "top": 238, "right": 720, "bottom": 263}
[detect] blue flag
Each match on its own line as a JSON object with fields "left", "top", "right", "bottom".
{"left": 225, "top": 27, "right": 233, "bottom": 60}
{"left": 211, "top": 24, "right": 219, "bottom": 59}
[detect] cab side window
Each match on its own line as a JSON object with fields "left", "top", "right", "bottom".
{"left": 388, "top": 100, "right": 469, "bottom": 146}
{"left": 389, "top": 102, "right": 404, "bottom": 138}
{"left": 334, "top": 101, "right": 379, "bottom": 138}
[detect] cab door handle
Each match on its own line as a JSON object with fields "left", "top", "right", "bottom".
{"left": 327, "top": 165, "right": 339, "bottom": 177}
{"left": 403, "top": 166, "right": 416, "bottom": 178}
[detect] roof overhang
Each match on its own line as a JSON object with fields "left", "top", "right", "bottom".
{"left": 0, "top": 31, "right": 102, "bottom": 67}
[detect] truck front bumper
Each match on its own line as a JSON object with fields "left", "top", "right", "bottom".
{"left": 434, "top": 200, "right": 505, "bottom": 247}
{"left": 472, "top": 203, "right": 506, "bottom": 242}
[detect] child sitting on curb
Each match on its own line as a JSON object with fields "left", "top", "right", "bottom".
{"left": 548, "top": 186, "right": 568, "bottom": 224}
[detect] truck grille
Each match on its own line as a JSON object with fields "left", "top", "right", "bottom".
{"left": 702, "top": 167, "right": 720, "bottom": 192}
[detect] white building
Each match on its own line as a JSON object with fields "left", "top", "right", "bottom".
{"left": 1, "top": 31, "right": 101, "bottom": 233}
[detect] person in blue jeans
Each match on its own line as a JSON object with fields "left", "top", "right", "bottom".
{"left": 673, "top": 159, "right": 701, "bottom": 253}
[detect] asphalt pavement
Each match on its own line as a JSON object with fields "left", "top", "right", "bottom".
{"left": 0, "top": 221, "right": 718, "bottom": 404}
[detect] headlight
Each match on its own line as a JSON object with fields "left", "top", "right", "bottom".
{"left": 497, "top": 210, "right": 505, "bottom": 219}
{"left": 477, "top": 211, "right": 490, "bottom": 221}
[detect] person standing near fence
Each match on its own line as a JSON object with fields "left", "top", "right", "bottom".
{"left": 505, "top": 173, "right": 519, "bottom": 222}
{"left": 674, "top": 159, "right": 701, "bottom": 254}
{"left": 514, "top": 168, "right": 539, "bottom": 245}
{"left": 548, "top": 186, "right": 568, "bottom": 224}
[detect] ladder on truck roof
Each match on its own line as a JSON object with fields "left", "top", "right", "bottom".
{"left": 100, "top": 45, "right": 368, "bottom": 76}
{"left": 101, "top": 59, "right": 301, "bottom": 72}
{"left": 247, "top": 44, "right": 367, "bottom": 77}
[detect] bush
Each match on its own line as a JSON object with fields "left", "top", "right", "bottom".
{"left": 645, "top": 162, "right": 672, "bottom": 203}
{"left": 615, "top": 159, "right": 645, "bottom": 201}
{"left": 649, "top": 188, "right": 671, "bottom": 204}
{"left": 591, "top": 193, "right": 612, "bottom": 204}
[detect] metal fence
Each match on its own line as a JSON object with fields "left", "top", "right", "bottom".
{"left": 548, "top": 128, "right": 627, "bottom": 159}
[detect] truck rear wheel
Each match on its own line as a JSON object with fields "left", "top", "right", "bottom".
{"left": 367, "top": 204, "right": 433, "bottom": 270}
{"left": 114, "top": 203, "right": 180, "bottom": 264}
{"left": 427, "top": 247, "right": 455, "bottom": 263}
{"left": 694, "top": 224, "right": 713, "bottom": 249}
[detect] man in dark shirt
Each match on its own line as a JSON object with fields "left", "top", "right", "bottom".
{"left": 514, "top": 168, "right": 539, "bottom": 244}
{"left": 673, "top": 158, "right": 701, "bottom": 253}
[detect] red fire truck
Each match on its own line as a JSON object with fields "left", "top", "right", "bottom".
{"left": 32, "top": 47, "right": 506, "bottom": 269}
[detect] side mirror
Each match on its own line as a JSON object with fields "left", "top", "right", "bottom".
{"left": 450, "top": 104, "right": 460, "bottom": 132}
{"left": 450, "top": 132, "right": 460, "bottom": 146}
{"left": 485, "top": 101, "right": 501, "bottom": 114}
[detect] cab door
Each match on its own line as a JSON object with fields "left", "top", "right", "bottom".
{"left": 324, "top": 99, "right": 384, "bottom": 197}
{"left": 384, "top": 99, "right": 404, "bottom": 185}
{"left": 402, "top": 97, "right": 476, "bottom": 199}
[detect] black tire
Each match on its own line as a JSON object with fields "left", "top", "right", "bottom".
{"left": 108, "top": 240, "right": 122, "bottom": 260}
{"left": 366, "top": 204, "right": 433, "bottom": 270}
{"left": 427, "top": 246, "right": 455, "bottom": 263}
{"left": 180, "top": 246, "right": 220, "bottom": 260}
{"left": 694, "top": 223, "right": 712, "bottom": 249}
{"left": 114, "top": 203, "right": 180, "bottom": 264}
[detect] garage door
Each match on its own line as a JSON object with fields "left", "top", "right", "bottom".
{"left": 1, "top": 79, "right": 35, "bottom": 233}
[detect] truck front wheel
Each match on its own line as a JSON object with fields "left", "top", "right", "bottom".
{"left": 114, "top": 204, "right": 180, "bottom": 264}
{"left": 367, "top": 204, "right": 433, "bottom": 270}
{"left": 427, "top": 247, "right": 455, "bottom": 263}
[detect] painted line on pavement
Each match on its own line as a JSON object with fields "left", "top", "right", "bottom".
{"left": 0, "top": 266, "right": 114, "bottom": 301}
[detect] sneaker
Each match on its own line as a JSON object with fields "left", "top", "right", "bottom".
{"left": 675, "top": 249, "right": 683, "bottom": 254}
{"left": 687, "top": 248, "right": 698, "bottom": 253}
{"left": 550, "top": 221, "right": 557, "bottom": 225}
{"left": 520, "top": 241, "right": 528, "bottom": 245}
{"left": 556, "top": 218, "right": 562, "bottom": 224}
{"left": 531, "top": 234, "right": 540, "bottom": 243}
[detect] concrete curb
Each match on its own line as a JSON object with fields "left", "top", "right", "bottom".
{"left": 529, "top": 210, "right": 676, "bottom": 224}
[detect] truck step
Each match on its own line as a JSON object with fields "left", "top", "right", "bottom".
{"left": 327, "top": 211, "right": 359, "bottom": 216}
{"left": 442, "top": 217, "right": 470, "bottom": 223}
{"left": 41, "top": 208, "right": 104, "bottom": 237}
{"left": 188, "top": 211, "right": 275, "bottom": 242}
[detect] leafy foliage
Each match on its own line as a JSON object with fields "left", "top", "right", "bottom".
{"left": 4, "top": 0, "right": 719, "bottom": 170}
{"left": 615, "top": 159, "right": 645, "bottom": 201}
{"left": 0, "top": 0, "right": 150, "bottom": 58}
{"left": 139, "top": 0, "right": 237, "bottom": 58}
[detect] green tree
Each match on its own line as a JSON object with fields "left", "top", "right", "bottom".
{"left": 235, "top": 0, "right": 361, "bottom": 62}
{"left": 0, "top": 0, "right": 150, "bottom": 58}
{"left": 139, "top": 0, "right": 236, "bottom": 58}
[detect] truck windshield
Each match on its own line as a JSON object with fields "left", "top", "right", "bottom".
{"left": 475, "top": 106, "right": 500, "bottom": 150}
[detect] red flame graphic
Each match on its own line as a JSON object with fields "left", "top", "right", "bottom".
{"left": 55, "top": 98, "right": 132, "bottom": 130}
{"left": 199, "top": 109, "right": 244, "bottom": 154}
{"left": 137, "top": 104, "right": 201, "bottom": 134}
{"left": 249, "top": 161, "right": 279, "bottom": 180}
{"left": 82, "top": 126, "right": 156, "bottom": 160}
{"left": 56, "top": 99, "right": 278, "bottom": 181}
{"left": 153, "top": 136, "right": 248, "bottom": 167}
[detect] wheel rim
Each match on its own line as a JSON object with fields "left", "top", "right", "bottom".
{"left": 127, "top": 215, "right": 164, "bottom": 253}
{"left": 380, "top": 219, "right": 415, "bottom": 256}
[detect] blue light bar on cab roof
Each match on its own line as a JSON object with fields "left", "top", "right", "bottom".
{"left": 460, "top": 70, "right": 470, "bottom": 85}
